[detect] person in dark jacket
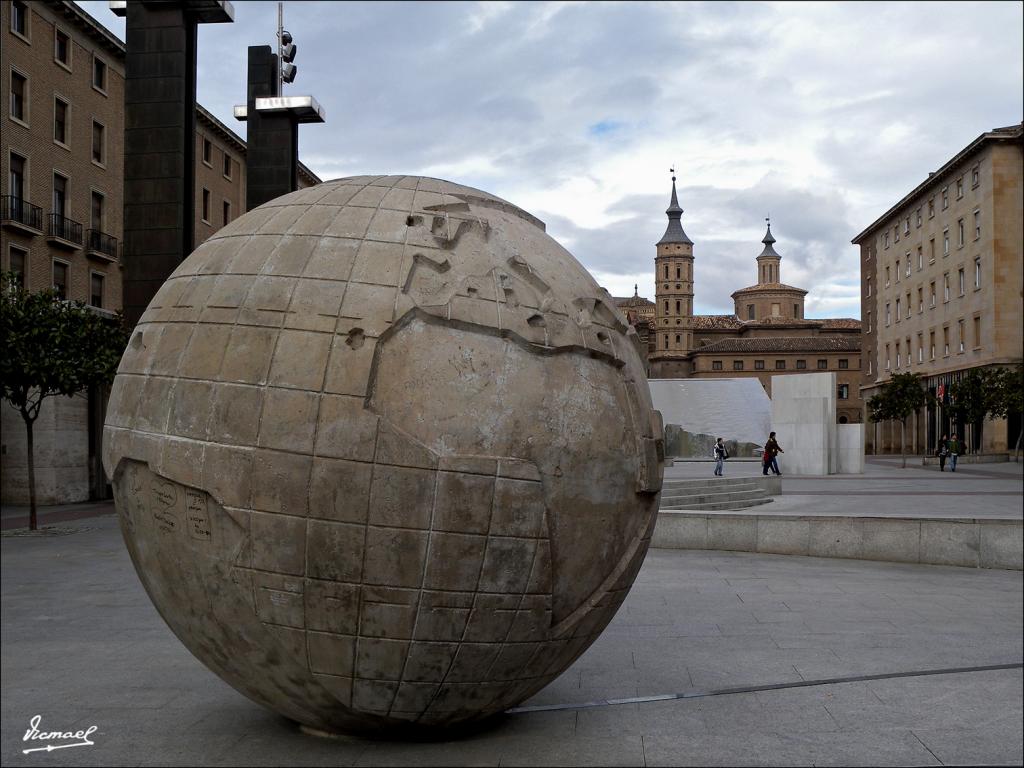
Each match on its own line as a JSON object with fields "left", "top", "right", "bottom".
{"left": 713, "top": 437, "right": 728, "bottom": 476}
{"left": 948, "top": 433, "right": 961, "bottom": 472}
{"left": 763, "top": 432, "right": 784, "bottom": 476}
{"left": 936, "top": 434, "right": 948, "bottom": 471}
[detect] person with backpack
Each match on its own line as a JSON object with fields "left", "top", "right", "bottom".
{"left": 713, "top": 437, "right": 729, "bottom": 476}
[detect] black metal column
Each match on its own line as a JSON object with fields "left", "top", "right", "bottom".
{"left": 245, "top": 45, "right": 299, "bottom": 211}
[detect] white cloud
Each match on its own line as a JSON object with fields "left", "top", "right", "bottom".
{"left": 74, "top": 0, "right": 1023, "bottom": 320}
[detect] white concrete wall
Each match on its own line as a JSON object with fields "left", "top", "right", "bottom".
{"left": 649, "top": 378, "right": 771, "bottom": 446}
{"left": 1, "top": 394, "right": 90, "bottom": 505}
{"left": 837, "top": 424, "right": 865, "bottom": 474}
{"left": 770, "top": 372, "right": 835, "bottom": 476}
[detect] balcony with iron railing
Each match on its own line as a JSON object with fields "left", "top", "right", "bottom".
{"left": 1, "top": 195, "right": 43, "bottom": 234}
{"left": 86, "top": 229, "right": 119, "bottom": 262}
{"left": 47, "top": 213, "right": 84, "bottom": 249}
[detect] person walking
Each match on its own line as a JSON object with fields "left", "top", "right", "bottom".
{"left": 713, "top": 437, "right": 728, "bottom": 476}
{"left": 948, "top": 433, "right": 961, "bottom": 472}
{"left": 936, "top": 434, "right": 949, "bottom": 471}
{"left": 763, "top": 432, "right": 784, "bottom": 476}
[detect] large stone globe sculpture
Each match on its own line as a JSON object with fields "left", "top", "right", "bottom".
{"left": 103, "top": 176, "right": 664, "bottom": 734}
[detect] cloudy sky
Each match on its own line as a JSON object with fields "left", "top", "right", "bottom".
{"left": 78, "top": 1, "right": 1022, "bottom": 318}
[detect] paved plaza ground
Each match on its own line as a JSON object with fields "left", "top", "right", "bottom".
{"left": 2, "top": 458, "right": 1022, "bottom": 766}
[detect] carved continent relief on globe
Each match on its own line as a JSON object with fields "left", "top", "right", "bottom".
{"left": 103, "top": 176, "right": 665, "bottom": 734}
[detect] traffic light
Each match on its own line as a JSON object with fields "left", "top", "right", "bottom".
{"left": 280, "top": 30, "right": 297, "bottom": 83}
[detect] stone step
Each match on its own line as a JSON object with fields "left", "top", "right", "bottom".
{"left": 660, "top": 488, "right": 767, "bottom": 505}
{"left": 661, "top": 497, "right": 775, "bottom": 512}
{"left": 662, "top": 478, "right": 761, "bottom": 491}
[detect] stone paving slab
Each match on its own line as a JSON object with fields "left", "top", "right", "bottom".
{"left": 2, "top": 517, "right": 1021, "bottom": 766}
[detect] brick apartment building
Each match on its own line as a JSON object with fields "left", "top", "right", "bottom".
{"left": 1, "top": 0, "right": 321, "bottom": 504}
{"left": 854, "top": 123, "right": 1023, "bottom": 454}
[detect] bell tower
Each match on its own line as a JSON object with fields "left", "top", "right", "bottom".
{"left": 651, "top": 170, "right": 695, "bottom": 375}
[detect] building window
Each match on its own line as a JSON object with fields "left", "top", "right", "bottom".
{"left": 816, "top": 359, "right": 827, "bottom": 370}
{"left": 955, "top": 177, "right": 963, "bottom": 199}
{"left": 52, "top": 260, "right": 68, "bottom": 299}
{"left": 796, "top": 360, "right": 807, "bottom": 370}
{"left": 943, "top": 274, "right": 950, "bottom": 302}
{"left": 663, "top": 334, "right": 668, "bottom": 347}
{"left": 917, "top": 287, "right": 923, "bottom": 313}
{"left": 929, "top": 282, "right": 936, "bottom": 307}
{"left": 903, "top": 217, "right": 910, "bottom": 235}
{"left": 895, "top": 259, "right": 901, "bottom": 282}
{"left": 712, "top": 360, "right": 723, "bottom": 371}
{"left": 958, "top": 268, "right": 965, "bottom": 296}
{"left": 958, "top": 320, "right": 965, "bottom": 353}
{"left": 973, "top": 316, "right": 981, "bottom": 349}
{"left": 885, "top": 266, "right": 890, "bottom": 287}
{"left": 916, "top": 247, "right": 922, "bottom": 270}
{"left": 53, "top": 97, "right": 68, "bottom": 145}
{"left": 867, "top": 281, "right": 872, "bottom": 298}
{"left": 223, "top": 200, "right": 231, "bottom": 226}
{"left": 92, "top": 121, "right": 105, "bottom": 164}
{"left": 866, "top": 310, "right": 871, "bottom": 333}
{"left": 733, "top": 360, "right": 743, "bottom": 371}
{"left": 884, "top": 232, "right": 889, "bottom": 249}
{"left": 52, "top": 173, "right": 67, "bottom": 217}
{"left": 794, "top": 303, "right": 800, "bottom": 318}
{"left": 943, "top": 327, "right": 949, "bottom": 356}
{"left": 885, "top": 303, "right": 891, "bottom": 326}
{"left": 8, "top": 245, "right": 27, "bottom": 289}
{"left": 202, "top": 138, "right": 212, "bottom": 166}
{"left": 973, "top": 210, "right": 980, "bottom": 240}
{"left": 11, "top": 1, "right": 28, "bottom": 37}
{"left": 91, "top": 190, "right": 103, "bottom": 231}
{"left": 663, "top": 265, "right": 668, "bottom": 279}
{"left": 675, "top": 300, "right": 680, "bottom": 314}
{"left": 93, "top": 57, "right": 107, "bottom": 92}
{"left": 868, "top": 360, "right": 872, "bottom": 375}
{"left": 929, "top": 238, "right": 935, "bottom": 262}
{"left": 839, "top": 359, "right": 849, "bottom": 369}
{"left": 943, "top": 229, "right": 949, "bottom": 256}
{"left": 9, "top": 152, "right": 26, "bottom": 200}
{"left": 838, "top": 384, "right": 849, "bottom": 400}
{"left": 90, "top": 272, "right": 104, "bottom": 308}
{"left": 971, "top": 165, "right": 980, "bottom": 188}
{"left": 202, "top": 188, "right": 210, "bottom": 222}
{"left": 895, "top": 297, "right": 901, "bottom": 321}
{"left": 928, "top": 198, "right": 935, "bottom": 218}
{"left": 929, "top": 331, "right": 935, "bottom": 360}
{"left": 941, "top": 187, "right": 948, "bottom": 210}
{"left": 223, "top": 153, "right": 232, "bottom": 179}
{"left": 775, "top": 360, "right": 786, "bottom": 370}
{"left": 10, "top": 70, "right": 28, "bottom": 123}
{"left": 675, "top": 266, "right": 680, "bottom": 279}
{"left": 918, "top": 335, "right": 923, "bottom": 363}
{"left": 905, "top": 257, "right": 911, "bottom": 278}
{"left": 915, "top": 207, "right": 922, "bottom": 227}
{"left": 974, "top": 257, "right": 981, "bottom": 289}
{"left": 54, "top": 27, "right": 71, "bottom": 68}
{"left": 675, "top": 334, "right": 681, "bottom": 344}
{"left": 754, "top": 360, "right": 764, "bottom": 370}
{"left": 896, "top": 343, "right": 901, "bottom": 368}
{"left": 894, "top": 225, "right": 899, "bottom": 243}
{"left": 884, "top": 344, "right": 890, "bottom": 370}
{"left": 747, "top": 304, "right": 755, "bottom": 320}
{"left": 906, "top": 293, "right": 911, "bottom": 318}
{"left": 663, "top": 300, "right": 668, "bottom": 313}
{"left": 957, "top": 219, "right": 965, "bottom": 247}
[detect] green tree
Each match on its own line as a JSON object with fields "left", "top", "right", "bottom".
{"left": 987, "top": 364, "right": 1024, "bottom": 462}
{"left": 0, "top": 273, "right": 130, "bottom": 530}
{"left": 868, "top": 372, "right": 933, "bottom": 468}
{"left": 947, "top": 369, "right": 996, "bottom": 455}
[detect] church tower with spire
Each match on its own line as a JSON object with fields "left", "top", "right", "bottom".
{"left": 649, "top": 171, "right": 695, "bottom": 377}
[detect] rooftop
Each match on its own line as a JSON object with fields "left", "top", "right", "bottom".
{"left": 695, "top": 335, "right": 862, "bottom": 354}
{"left": 731, "top": 282, "right": 809, "bottom": 296}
